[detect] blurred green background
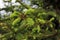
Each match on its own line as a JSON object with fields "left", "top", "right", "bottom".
{"left": 0, "top": 0, "right": 60, "bottom": 40}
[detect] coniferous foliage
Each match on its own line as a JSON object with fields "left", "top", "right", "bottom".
{"left": 0, "top": 0, "right": 60, "bottom": 40}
